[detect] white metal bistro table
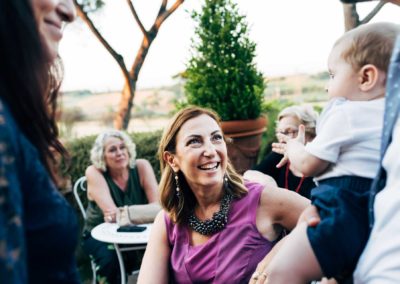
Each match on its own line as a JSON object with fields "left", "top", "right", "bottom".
{"left": 91, "top": 223, "right": 152, "bottom": 284}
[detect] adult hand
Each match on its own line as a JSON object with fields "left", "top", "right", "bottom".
{"left": 103, "top": 208, "right": 117, "bottom": 223}
{"left": 272, "top": 125, "right": 307, "bottom": 168}
{"left": 298, "top": 205, "right": 320, "bottom": 226}
{"left": 249, "top": 269, "right": 269, "bottom": 284}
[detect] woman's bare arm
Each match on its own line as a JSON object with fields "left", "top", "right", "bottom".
{"left": 257, "top": 186, "right": 310, "bottom": 232}
{"left": 85, "top": 165, "right": 118, "bottom": 222}
{"left": 138, "top": 211, "right": 170, "bottom": 284}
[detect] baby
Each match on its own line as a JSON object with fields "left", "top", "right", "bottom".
{"left": 264, "top": 22, "right": 400, "bottom": 283}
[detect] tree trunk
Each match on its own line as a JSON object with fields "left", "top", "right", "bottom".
{"left": 114, "top": 79, "right": 136, "bottom": 130}
{"left": 113, "top": 31, "right": 155, "bottom": 130}
{"left": 74, "top": 0, "right": 185, "bottom": 130}
{"left": 343, "top": 4, "right": 359, "bottom": 31}
{"left": 342, "top": 1, "right": 388, "bottom": 32}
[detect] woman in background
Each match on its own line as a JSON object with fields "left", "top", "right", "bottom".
{"left": 244, "top": 105, "right": 318, "bottom": 199}
{"left": 82, "top": 130, "right": 158, "bottom": 284}
{"left": 0, "top": 0, "right": 78, "bottom": 283}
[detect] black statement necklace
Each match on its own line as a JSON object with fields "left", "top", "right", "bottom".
{"left": 188, "top": 192, "right": 233, "bottom": 236}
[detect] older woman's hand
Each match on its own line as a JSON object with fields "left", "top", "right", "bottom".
{"left": 103, "top": 208, "right": 117, "bottom": 223}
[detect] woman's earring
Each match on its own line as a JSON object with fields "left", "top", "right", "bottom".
{"left": 224, "top": 174, "right": 228, "bottom": 188}
{"left": 174, "top": 172, "right": 181, "bottom": 197}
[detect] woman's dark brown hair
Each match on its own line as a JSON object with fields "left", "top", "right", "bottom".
{"left": 0, "top": 0, "right": 67, "bottom": 182}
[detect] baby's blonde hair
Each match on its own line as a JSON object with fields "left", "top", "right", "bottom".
{"left": 335, "top": 22, "right": 400, "bottom": 73}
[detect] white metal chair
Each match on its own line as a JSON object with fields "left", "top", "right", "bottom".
{"left": 73, "top": 176, "right": 97, "bottom": 284}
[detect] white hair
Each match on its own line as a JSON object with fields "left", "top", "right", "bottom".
{"left": 277, "top": 105, "right": 318, "bottom": 138}
{"left": 90, "top": 130, "right": 137, "bottom": 172}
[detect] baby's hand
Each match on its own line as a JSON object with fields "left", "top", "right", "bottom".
{"left": 272, "top": 125, "right": 307, "bottom": 168}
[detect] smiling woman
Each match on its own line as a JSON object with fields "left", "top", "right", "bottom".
{"left": 137, "top": 106, "right": 310, "bottom": 284}
{"left": 0, "top": 0, "right": 78, "bottom": 283}
{"left": 31, "top": 0, "right": 75, "bottom": 60}
{"left": 244, "top": 105, "right": 318, "bottom": 199}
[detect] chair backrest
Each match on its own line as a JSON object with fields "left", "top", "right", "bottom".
{"left": 73, "top": 176, "right": 88, "bottom": 220}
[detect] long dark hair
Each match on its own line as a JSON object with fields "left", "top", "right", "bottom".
{"left": 0, "top": 0, "right": 67, "bottom": 181}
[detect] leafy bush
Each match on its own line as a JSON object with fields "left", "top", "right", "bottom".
{"left": 183, "top": 0, "right": 265, "bottom": 121}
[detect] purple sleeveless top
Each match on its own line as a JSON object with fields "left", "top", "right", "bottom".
{"left": 164, "top": 182, "right": 276, "bottom": 283}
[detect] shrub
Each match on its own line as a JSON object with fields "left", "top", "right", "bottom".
{"left": 183, "top": 0, "right": 265, "bottom": 121}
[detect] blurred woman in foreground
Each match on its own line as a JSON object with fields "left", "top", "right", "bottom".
{"left": 0, "top": 0, "right": 78, "bottom": 282}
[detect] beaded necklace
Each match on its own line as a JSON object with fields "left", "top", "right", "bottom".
{"left": 188, "top": 192, "right": 233, "bottom": 236}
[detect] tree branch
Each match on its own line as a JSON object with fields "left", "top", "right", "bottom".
{"left": 360, "top": 1, "right": 387, "bottom": 25}
{"left": 125, "top": 0, "right": 147, "bottom": 36}
{"left": 73, "top": 0, "right": 129, "bottom": 77}
{"left": 343, "top": 3, "right": 359, "bottom": 31}
{"left": 156, "top": 0, "right": 168, "bottom": 19}
{"left": 156, "top": 0, "right": 185, "bottom": 26}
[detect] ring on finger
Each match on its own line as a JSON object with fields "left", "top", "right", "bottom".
{"left": 251, "top": 271, "right": 260, "bottom": 281}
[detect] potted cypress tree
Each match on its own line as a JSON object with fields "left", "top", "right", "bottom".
{"left": 184, "top": 0, "right": 267, "bottom": 173}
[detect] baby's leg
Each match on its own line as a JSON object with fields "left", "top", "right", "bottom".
{"left": 266, "top": 222, "right": 322, "bottom": 284}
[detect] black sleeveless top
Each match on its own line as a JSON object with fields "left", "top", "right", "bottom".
{"left": 83, "top": 166, "right": 148, "bottom": 232}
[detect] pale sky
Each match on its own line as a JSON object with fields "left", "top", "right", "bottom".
{"left": 59, "top": 0, "right": 400, "bottom": 92}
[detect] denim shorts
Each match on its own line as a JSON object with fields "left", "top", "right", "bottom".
{"left": 307, "top": 176, "right": 372, "bottom": 280}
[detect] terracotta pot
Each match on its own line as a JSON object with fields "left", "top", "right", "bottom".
{"left": 221, "top": 116, "right": 268, "bottom": 174}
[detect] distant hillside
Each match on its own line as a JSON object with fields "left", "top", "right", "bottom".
{"left": 60, "top": 72, "right": 329, "bottom": 123}
{"left": 264, "top": 72, "right": 329, "bottom": 103}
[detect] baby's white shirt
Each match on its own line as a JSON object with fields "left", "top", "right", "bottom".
{"left": 305, "top": 97, "right": 384, "bottom": 181}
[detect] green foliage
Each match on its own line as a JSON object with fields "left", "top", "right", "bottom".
{"left": 184, "top": 0, "right": 265, "bottom": 121}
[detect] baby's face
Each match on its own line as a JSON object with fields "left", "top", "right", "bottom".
{"left": 326, "top": 41, "right": 359, "bottom": 100}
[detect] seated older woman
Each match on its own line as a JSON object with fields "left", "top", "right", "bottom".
{"left": 81, "top": 130, "right": 158, "bottom": 284}
{"left": 244, "top": 105, "right": 318, "bottom": 199}
{"left": 138, "top": 106, "right": 310, "bottom": 283}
